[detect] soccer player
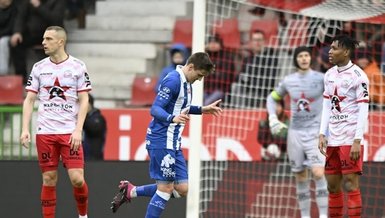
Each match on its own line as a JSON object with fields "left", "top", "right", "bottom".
{"left": 319, "top": 35, "right": 369, "bottom": 217}
{"left": 111, "top": 52, "right": 222, "bottom": 217}
{"left": 266, "top": 46, "right": 328, "bottom": 218}
{"left": 20, "top": 26, "right": 91, "bottom": 218}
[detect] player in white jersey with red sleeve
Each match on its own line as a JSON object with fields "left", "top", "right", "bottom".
{"left": 20, "top": 26, "right": 91, "bottom": 218}
{"left": 266, "top": 46, "right": 328, "bottom": 218}
{"left": 319, "top": 35, "right": 369, "bottom": 218}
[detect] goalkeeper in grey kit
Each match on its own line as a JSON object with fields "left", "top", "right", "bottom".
{"left": 266, "top": 46, "right": 328, "bottom": 218}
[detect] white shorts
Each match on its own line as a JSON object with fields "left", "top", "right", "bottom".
{"left": 287, "top": 128, "right": 325, "bottom": 172}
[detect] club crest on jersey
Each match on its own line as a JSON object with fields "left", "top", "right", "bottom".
{"left": 330, "top": 87, "right": 346, "bottom": 112}
{"left": 64, "top": 70, "right": 72, "bottom": 78}
{"left": 294, "top": 92, "right": 313, "bottom": 112}
{"left": 44, "top": 77, "right": 70, "bottom": 100}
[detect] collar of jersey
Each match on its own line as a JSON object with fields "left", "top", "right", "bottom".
{"left": 176, "top": 65, "right": 187, "bottom": 83}
{"left": 337, "top": 61, "right": 353, "bottom": 72}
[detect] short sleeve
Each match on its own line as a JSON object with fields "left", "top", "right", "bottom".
{"left": 355, "top": 72, "right": 369, "bottom": 103}
{"left": 77, "top": 64, "right": 92, "bottom": 92}
{"left": 25, "top": 66, "right": 39, "bottom": 93}
{"left": 274, "top": 77, "right": 288, "bottom": 98}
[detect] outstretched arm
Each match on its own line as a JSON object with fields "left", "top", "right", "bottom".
{"left": 202, "top": 99, "right": 223, "bottom": 117}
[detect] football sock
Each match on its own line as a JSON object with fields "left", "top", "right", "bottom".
{"left": 347, "top": 189, "right": 361, "bottom": 217}
{"left": 73, "top": 182, "right": 88, "bottom": 216}
{"left": 135, "top": 184, "right": 157, "bottom": 197}
{"left": 145, "top": 190, "right": 170, "bottom": 218}
{"left": 135, "top": 184, "right": 181, "bottom": 198}
{"left": 314, "top": 176, "right": 328, "bottom": 217}
{"left": 41, "top": 185, "right": 56, "bottom": 218}
{"left": 296, "top": 180, "right": 311, "bottom": 218}
{"left": 329, "top": 192, "right": 344, "bottom": 218}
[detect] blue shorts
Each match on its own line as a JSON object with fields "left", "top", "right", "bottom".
{"left": 147, "top": 149, "right": 188, "bottom": 183}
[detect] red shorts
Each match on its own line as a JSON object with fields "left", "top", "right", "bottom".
{"left": 36, "top": 134, "right": 84, "bottom": 172}
{"left": 325, "top": 145, "right": 363, "bottom": 175}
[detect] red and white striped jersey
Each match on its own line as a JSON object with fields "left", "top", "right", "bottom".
{"left": 323, "top": 61, "right": 369, "bottom": 146}
{"left": 26, "top": 55, "right": 92, "bottom": 134}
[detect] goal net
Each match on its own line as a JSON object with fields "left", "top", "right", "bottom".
{"left": 194, "top": 0, "right": 385, "bottom": 217}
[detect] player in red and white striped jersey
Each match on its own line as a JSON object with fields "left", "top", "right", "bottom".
{"left": 319, "top": 35, "right": 369, "bottom": 218}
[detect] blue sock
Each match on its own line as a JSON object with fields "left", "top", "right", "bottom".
{"left": 145, "top": 190, "right": 170, "bottom": 218}
{"left": 136, "top": 184, "right": 157, "bottom": 197}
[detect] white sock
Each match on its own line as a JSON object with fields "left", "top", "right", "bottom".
{"left": 79, "top": 215, "right": 87, "bottom": 218}
{"left": 296, "top": 180, "right": 311, "bottom": 218}
{"left": 315, "top": 176, "right": 328, "bottom": 217}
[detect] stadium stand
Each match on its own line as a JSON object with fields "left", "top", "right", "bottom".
{"left": 0, "top": 75, "right": 23, "bottom": 105}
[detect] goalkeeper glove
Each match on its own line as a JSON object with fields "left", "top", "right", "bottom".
{"left": 269, "top": 114, "right": 288, "bottom": 135}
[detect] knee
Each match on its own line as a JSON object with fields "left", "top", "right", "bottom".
{"left": 42, "top": 173, "right": 58, "bottom": 186}
{"left": 312, "top": 168, "right": 325, "bottom": 180}
{"left": 343, "top": 179, "right": 358, "bottom": 192}
{"left": 68, "top": 170, "right": 85, "bottom": 187}
{"left": 174, "top": 186, "right": 188, "bottom": 197}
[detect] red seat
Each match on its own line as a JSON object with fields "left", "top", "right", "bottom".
{"left": 130, "top": 75, "right": 157, "bottom": 107}
{"left": 0, "top": 75, "right": 23, "bottom": 105}
{"left": 172, "top": 19, "right": 193, "bottom": 48}
{"left": 213, "top": 18, "right": 241, "bottom": 49}
{"left": 250, "top": 19, "right": 279, "bottom": 46}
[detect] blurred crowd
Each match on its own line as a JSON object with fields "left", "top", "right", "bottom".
{"left": 0, "top": 0, "right": 94, "bottom": 83}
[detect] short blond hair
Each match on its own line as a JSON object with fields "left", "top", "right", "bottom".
{"left": 46, "top": 26, "right": 67, "bottom": 42}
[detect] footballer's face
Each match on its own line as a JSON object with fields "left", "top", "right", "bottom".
{"left": 185, "top": 63, "right": 209, "bottom": 83}
{"left": 42, "top": 30, "right": 64, "bottom": 56}
{"left": 296, "top": 51, "right": 311, "bottom": 71}
{"left": 191, "top": 69, "right": 208, "bottom": 83}
{"left": 329, "top": 40, "right": 349, "bottom": 66}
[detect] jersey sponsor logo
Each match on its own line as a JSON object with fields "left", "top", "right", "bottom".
{"left": 330, "top": 113, "right": 349, "bottom": 122}
{"left": 158, "top": 86, "right": 171, "bottom": 99}
{"left": 44, "top": 77, "right": 70, "bottom": 100}
{"left": 43, "top": 102, "right": 74, "bottom": 112}
{"left": 40, "top": 72, "right": 53, "bottom": 76}
{"left": 69, "top": 149, "right": 82, "bottom": 160}
{"left": 330, "top": 87, "right": 346, "bottom": 112}
{"left": 160, "top": 154, "right": 176, "bottom": 178}
{"left": 42, "top": 152, "right": 52, "bottom": 160}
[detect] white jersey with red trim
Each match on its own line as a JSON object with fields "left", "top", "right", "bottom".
{"left": 26, "top": 55, "right": 92, "bottom": 134}
{"left": 323, "top": 61, "right": 369, "bottom": 146}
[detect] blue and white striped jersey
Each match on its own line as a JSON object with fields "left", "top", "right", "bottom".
{"left": 146, "top": 66, "right": 202, "bottom": 150}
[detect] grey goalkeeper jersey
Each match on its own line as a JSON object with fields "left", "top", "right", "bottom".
{"left": 274, "top": 70, "right": 324, "bottom": 130}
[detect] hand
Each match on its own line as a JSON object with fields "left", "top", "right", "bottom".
{"left": 69, "top": 129, "right": 82, "bottom": 151}
{"left": 172, "top": 113, "right": 190, "bottom": 124}
{"left": 350, "top": 139, "right": 361, "bottom": 161}
{"left": 318, "top": 134, "right": 327, "bottom": 157}
{"left": 268, "top": 114, "right": 287, "bottom": 135}
{"left": 202, "top": 99, "right": 223, "bottom": 117}
{"left": 20, "top": 130, "right": 31, "bottom": 149}
{"left": 10, "top": 33, "right": 22, "bottom": 47}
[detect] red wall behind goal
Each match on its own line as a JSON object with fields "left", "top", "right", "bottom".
{"left": 101, "top": 108, "right": 385, "bottom": 161}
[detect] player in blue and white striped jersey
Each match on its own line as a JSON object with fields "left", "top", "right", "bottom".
{"left": 111, "top": 52, "right": 222, "bottom": 217}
